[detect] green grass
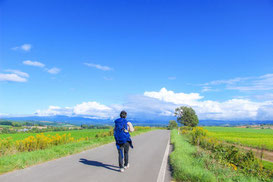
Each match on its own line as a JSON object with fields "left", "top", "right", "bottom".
{"left": 262, "top": 160, "right": 273, "bottom": 171}
{"left": 170, "top": 129, "right": 262, "bottom": 182}
{"left": 204, "top": 127, "right": 273, "bottom": 150}
{"left": 0, "top": 128, "right": 153, "bottom": 174}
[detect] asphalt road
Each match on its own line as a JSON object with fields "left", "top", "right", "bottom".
{"left": 0, "top": 130, "right": 171, "bottom": 182}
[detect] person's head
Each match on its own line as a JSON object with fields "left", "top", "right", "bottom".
{"left": 120, "top": 110, "right": 127, "bottom": 118}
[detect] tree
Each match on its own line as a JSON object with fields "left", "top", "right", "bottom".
{"left": 12, "top": 122, "right": 22, "bottom": 127}
{"left": 167, "top": 120, "right": 178, "bottom": 130}
{"left": 174, "top": 106, "right": 199, "bottom": 127}
{"left": 81, "top": 124, "right": 88, "bottom": 129}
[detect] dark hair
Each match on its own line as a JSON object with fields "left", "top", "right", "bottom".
{"left": 120, "top": 110, "right": 127, "bottom": 118}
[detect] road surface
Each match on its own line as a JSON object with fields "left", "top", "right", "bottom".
{"left": 0, "top": 130, "right": 171, "bottom": 182}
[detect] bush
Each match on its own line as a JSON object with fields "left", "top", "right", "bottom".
{"left": 167, "top": 120, "right": 178, "bottom": 130}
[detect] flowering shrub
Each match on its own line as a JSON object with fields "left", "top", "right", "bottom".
{"left": 0, "top": 133, "right": 87, "bottom": 156}
{"left": 0, "top": 137, "right": 13, "bottom": 156}
{"left": 15, "top": 133, "right": 85, "bottom": 152}
{"left": 95, "top": 129, "right": 114, "bottom": 138}
{"left": 180, "top": 126, "right": 192, "bottom": 134}
{"left": 134, "top": 126, "right": 151, "bottom": 131}
{"left": 189, "top": 127, "right": 207, "bottom": 145}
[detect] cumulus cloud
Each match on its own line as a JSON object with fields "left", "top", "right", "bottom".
{"left": 74, "top": 102, "right": 113, "bottom": 118}
{"left": 35, "top": 88, "right": 273, "bottom": 121}
{"left": 144, "top": 88, "right": 273, "bottom": 120}
{"left": 144, "top": 88, "right": 203, "bottom": 105}
{"left": 36, "top": 102, "right": 114, "bottom": 119}
{"left": 12, "top": 44, "right": 32, "bottom": 51}
{"left": 256, "top": 103, "right": 273, "bottom": 120}
{"left": 84, "top": 63, "right": 112, "bottom": 71}
{"left": 23, "top": 60, "right": 45, "bottom": 67}
{"left": 47, "top": 67, "right": 61, "bottom": 74}
{"left": 35, "top": 106, "right": 73, "bottom": 116}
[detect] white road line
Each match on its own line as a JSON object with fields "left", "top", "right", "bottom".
{"left": 156, "top": 137, "right": 170, "bottom": 182}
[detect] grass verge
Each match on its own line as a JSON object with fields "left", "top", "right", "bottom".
{"left": 0, "top": 128, "right": 153, "bottom": 174}
{"left": 169, "top": 129, "right": 262, "bottom": 182}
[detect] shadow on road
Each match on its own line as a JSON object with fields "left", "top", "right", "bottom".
{"left": 79, "top": 158, "right": 120, "bottom": 172}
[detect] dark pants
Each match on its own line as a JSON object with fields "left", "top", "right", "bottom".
{"left": 118, "top": 142, "right": 129, "bottom": 168}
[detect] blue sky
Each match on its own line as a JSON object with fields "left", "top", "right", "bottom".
{"left": 1, "top": 0, "right": 273, "bottom": 121}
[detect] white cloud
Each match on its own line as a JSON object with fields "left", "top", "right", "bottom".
{"left": 201, "top": 86, "right": 218, "bottom": 92}
{"left": 257, "top": 103, "right": 273, "bottom": 120}
{"left": 203, "top": 77, "right": 249, "bottom": 86}
{"left": 0, "top": 113, "right": 9, "bottom": 116}
{"left": 103, "top": 76, "right": 113, "bottom": 81}
{"left": 84, "top": 63, "right": 112, "bottom": 71}
{"left": 36, "top": 102, "right": 114, "bottom": 119}
{"left": 23, "top": 60, "right": 45, "bottom": 67}
{"left": 168, "top": 76, "right": 176, "bottom": 80}
{"left": 5, "top": 69, "right": 29, "bottom": 78}
{"left": 254, "top": 93, "right": 273, "bottom": 100}
{"left": 74, "top": 102, "right": 113, "bottom": 118}
{"left": 144, "top": 87, "right": 203, "bottom": 105}
{"left": 0, "top": 73, "right": 27, "bottom": 82}
{"left": 47, "top": 67, "right": 60, "bottom": 74}
{"left": 35, "top": 88, "right": 273, "bottom": 121}
{"left": 201, "top": 73, "right": 273, "bottom": 91}
{"left": 23, "top": 61, "right": 61, "bottom": 75}
{"left": 12, "top": 44, "right": 32, "bottom": 51}
{"left": 228, "top": 74, "right": 273, "bottom": 91}
{"left": 144, "top": 88, "right": 273, "bottom": 121}
{"left": 35, "top": 106, "right": 73, "bottom": 116}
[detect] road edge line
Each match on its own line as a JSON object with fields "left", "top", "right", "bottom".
{"left": 157, "top": 136, "right": 170, "bottom": 182}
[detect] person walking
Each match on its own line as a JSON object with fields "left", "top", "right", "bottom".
{"left": 114, "top": 110, "right": 134, "bottom": 172}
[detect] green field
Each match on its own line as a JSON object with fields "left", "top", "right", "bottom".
{"left": 0, "top": 125, "right": 12, "bottom": 128}
{"left": 170, "top": 129, "right": 262, "bottom": 182}
{"left": 0, "top": 129, "right": 109, "bottom": 141}
{"left": 204, "top": 127, "right": 273, "bottom": 151}
{"left": 0, "top": 127, "right": 154, "bottom": 174}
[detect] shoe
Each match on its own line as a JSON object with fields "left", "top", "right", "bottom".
{"left": 124, "top": 163, "right": 129, "bottom": 169}
{"left": 120, "top": 168, "right": 124, "bottom": 172}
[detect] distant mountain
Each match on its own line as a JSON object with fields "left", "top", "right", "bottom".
{"left": 0, "top": 115, "right": 113, "bottom": 126}
{"left": 199, "top": 120, "right": 273, "bottom": 126}
{"left": 0, "top": 115, "right": 272, "bottom": 126}
{"left": 0, "top": 115, "right": 173, "bottom": 126}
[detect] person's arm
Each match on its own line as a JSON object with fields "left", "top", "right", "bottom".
{"left": 127, "top": 122, "right": 134, "bottom": 132}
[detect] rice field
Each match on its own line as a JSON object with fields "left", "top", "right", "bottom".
{"left": 204, "top": 127, "right": 273, "bottom": 151}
